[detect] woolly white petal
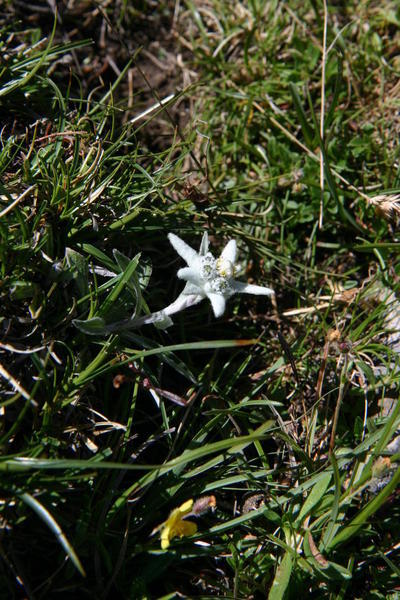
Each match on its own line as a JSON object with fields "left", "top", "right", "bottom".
{"left": 232, "top": 281, "right": 274, "bottom": 296}
{"left": 198, "top": 232, "right": 209, "bottom": 256}
{"left": 168, "top": 233, "right": 198, "bottom": 266}
{"left": 177, "top": 267, "right": 201, "bottom": 287}
{"left": 163, "top": 293, "right": 204, "bottom": 316}
{"left": 182, "top": 281, "right": 204, "bottom": 296}
{"left": 220, "top": 239, "right": 237, "bottom": 264}
{"left": 207, "top": 293, "right": 226, "bottom": 318}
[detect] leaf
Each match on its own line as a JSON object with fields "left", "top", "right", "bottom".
{"left": 9, "top": 280, "right": 40, "bottom": 300}
{"left": 112, "top": 248, "right": 142, "bottom": 308}
{"left": 208, "top": 504, "right": 278, "bottom": 535}
{"left": 98, "top": 253, "right": 140, "bottom": 318}
{"left": 305, "top": 531, "right": 329, "bottom": 568}
{"left": 76, "top": 338, "right": 258, "bottom": 386}
{"left": 289, "top": 83, "right": 314, "bottom": 147}
{"left": 72, "top": 317, "right": 107, "bottom": 335}
{"left": 0, "top": 17, "right": 57, "bottom": 97}
{"left": 137, "top": 257, "right": 152, "bottom": 290}
{"left": 65, "top": 247, "right": 89, "bottom": 298}
{"left": 106, "top": 418, "right": 273, "bottom": 525}
{"left": 112, "top": 248, "right": 131, "bottom": 273}
{"left": 296, "top": 473, "right": 331, "bottom": 525}
{"left": 326, "top": 465, "right": 400, "bottom": 551}
{"left": 80, "top": 243, "right": 116, "bottom": 272}
{"left": 0, "top": 457, "right": 150, "bottom": 472}
{"left": 122, "top": 331, "right": 197, "bottom": 384}
{"left": 304, "top": 532, "right": 352, "bottom": 581}
{"left": 321, "top": 452, "right": 342, "bottom": 550}
{"left": 325, "top": 53, "right": 343, "bottom": 127}
{"left": 268, "top": 551, "right": 293, "bottom": 600}
{"left": 154, "top": 314, "right": 174, "bottom": 330}
{"left": 19, "top": 492, "right": 85, "bottom": 577}
{"left": 308, "top": 90, "right": 365, "bottom": 234}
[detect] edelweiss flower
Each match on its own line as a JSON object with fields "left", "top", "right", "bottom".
{"left": 168, "top": 233, "right": 274, "bottom": 318}
{"left": 89, "top": 233, "right": 274, "bottom": 334}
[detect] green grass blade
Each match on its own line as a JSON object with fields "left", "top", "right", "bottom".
{"left": 19, "top": 492, "right": 85, "bottom": 577}
{"left": 98, "top": 253, "right": 141, "bottom": 317}
{"left": 0, "top": 17, "right": 57, "bottom": 97}
{"left": 268, "top": 551, "right": 293, "bottom": 600}
{"left": 289, "top": 83, "right": 314, "bottom": 147}
{"left": 295, "top": 472, "right": 331, "bottom": 526}
{"left": 326, "top": 465, "right": 400, "bottom": 551}
{"left": 321, "top": 451, "right": 342, "bottom": 550}
{"left": 73, "top": 338, "right": 258, "bottom": 387}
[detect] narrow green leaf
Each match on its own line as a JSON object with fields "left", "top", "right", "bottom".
{"left": 0, "top": 457, "right": 150, "bottom": 472}
{"left": 122, "top": 331, "right": 197, "bottom": 384}
{"left": 209, "top": 504, "right": 279, "bottom": 535}
{"left": 350, "top": 397, "right": 400, "bottom": 490}
{"left": 19, "top": 492, "right": 85, "bottom": 577}
{"left": 268, "top": 551, "right": 293, "bottom": 600}
{"left": 65, "top": 248, "right": 89, "bottom": 298}
{"left": 98, "top": 253, "right": 140, "bottom": 318}
{"left": 112, "top": 248, "right": 142, "bottom": 310}
{"left": 80, "top": 243, "right": 116, "bottom": 271}
{"left": 106, "top": 419, "right": 273, "bottom": 524}
{"left": 88, "top": 58, "right": 132, "bottom": 116}
{"left": 112, "top": 248, "right": 131, "bottom": 273}
{"left": 72, "top": 337, "right": 117, "bottom": 387}
{"left": 72, "top": 317, "right": 107, "bottom": 335}
{"left": 76, "top": 338, "right": 258, "bottom": 386}
{"left": 0, "top": 17, "right": 57, "bottom": 97}
{"left": 325, "top": 53, "right": 343, "bottom": 127}
{"left": 289, "top": 83, "right": 314, "bottom": 147}
{"left": 303, "top": 532, "right": 352, "bottom": 581}
{"left": 322, "top": 452, "right": 342, "bottom": 549}
{"left": 326, "top": 465, "right": 400, "bottom": 551}
{"left": 353, "top": 242, "right": 400, "bottom": 251}
{"left": 305, "top": 87, "right": 365, "bottom": 233}
{"left": 296, "top": 473, "right": 331, "bottom": 525}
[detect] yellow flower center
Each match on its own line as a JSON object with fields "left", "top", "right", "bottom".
{"left": 216, "top": 258, "right": 234, "bottom": 278}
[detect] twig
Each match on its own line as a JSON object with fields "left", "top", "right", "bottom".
{"left": 0, "top": 185, "right": 36, "bottom": 219}
{"left": 329, "top": 353, "right": 348, "bottom": 453}
{"left": 0, "top": 362, "right": 38, "bottom": 407}
{"left": 129, "top": 93, "right": 176, "bottom": 125}
{"left": 319, "top": 0, "right": 328, "bottom": 228}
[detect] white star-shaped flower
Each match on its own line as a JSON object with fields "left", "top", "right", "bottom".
{"left": 74, "top": 232, "right": 275, "bottom": 334}
{"left": 168, "top": 232, "right": 274, "bottom": 318}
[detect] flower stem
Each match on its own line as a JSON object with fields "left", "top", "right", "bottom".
{"left": 104, "top": 293, "right": 203, "bottom": 333}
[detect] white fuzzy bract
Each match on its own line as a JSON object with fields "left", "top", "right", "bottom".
{"left": 168, "top": 232, "right": 274, "bottom": 318}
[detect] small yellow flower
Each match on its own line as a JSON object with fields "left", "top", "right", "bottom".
{"left": 160, "top": 499, "right": 198, "bottom": 550}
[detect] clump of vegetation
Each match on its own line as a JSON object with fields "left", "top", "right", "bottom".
{"left": 1, "top": 1, "right": 400, "bottom": 597}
